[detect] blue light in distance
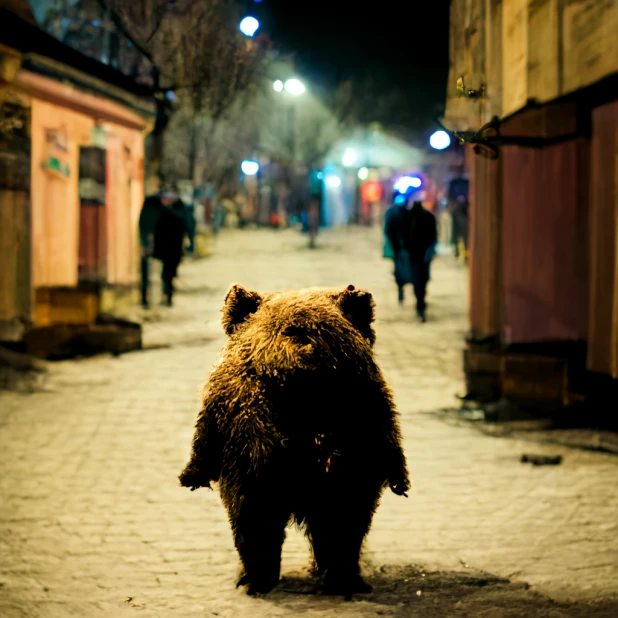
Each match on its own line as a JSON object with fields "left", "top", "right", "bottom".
{"left": 241, "top": 160, "right": 260, "bottom": 176}
{"left": 394, "top": 175, "right": 422, "bottom": 194}
{"left": 429, "top": 130, "right": 451, "bottom": 150}
{"left": 394, "top": 195, "right": 407, "bottom": 205}
{"left": 239, "top": 16, "right": 260, "bottom": 37}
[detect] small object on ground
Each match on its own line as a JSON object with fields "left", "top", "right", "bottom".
{"left": 521, "top": 454, "right": 563, "bottom": 466}
{"left": 458, "top": 407, "right": 485, "bottom": 421}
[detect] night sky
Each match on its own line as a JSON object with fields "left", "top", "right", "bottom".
{"left": 252, "top": 0, "right": 451, "bottom": 137}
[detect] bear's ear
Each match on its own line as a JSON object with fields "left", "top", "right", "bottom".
{"left": 222, "top": 284, "right": 263, "bottom": 336}
{"left": 338, "top": 284, "right": 376, "bottom": 345}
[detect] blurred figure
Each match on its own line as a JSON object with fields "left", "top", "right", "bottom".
{"left": 258, "top": 182, "right": 273, "bottom": 226}
{"left": 171, "top": 195, "right": 196, "bottom": 256}
{"left": 305, "top": 169, "right": 323, "bottom": 248}
{"left": 384, "top": 194, "right": 412, "bottom": 304}
{"left": 438, "top": 202, "right": 453, "bottom": 251}
{"left": 213, "top": 178, "right": 237, "bottom": 233}
{"left": 360, "top": 178, "right": 383, "bottom": 226}
{"left": 402, "top": 198, "right": 437, "bottom": 322}
{"left": 153, "top": 195, "right": 186, "bottom": 307}
{"left": 139, "top": 191, "right": 170, "bottom": 309}
{"left": 452, "top": 195, "right": 468, "bottom": 263}
{"left": 235, "top": 186, "right": 249, "bottom": 228}
{"left": 306, "top": 198, "right": 320, "bottom": 249}
{"left": 275, "top": 182, "right": 290, "bottom": 229}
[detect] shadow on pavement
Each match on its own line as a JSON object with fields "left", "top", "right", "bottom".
{"left": 264, "top": 564, "right": 618, "bottom": 617}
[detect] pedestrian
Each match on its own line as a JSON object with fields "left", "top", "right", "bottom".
{"left": 170, "top": 195, "right": 195, "bottom": 256}
{"left": 384, "top": 194, "right": 412, "bottom": 304}
{"left": 138, "top": 192, "right": 165, "bottom": 309}
{"left": 402, "top": 196, "right": 437, "bottom": 322}
{"left": 452, "top": 195, "right": 468, "bottom": 263}
{"left": 153, "top": 193, "right": 186, "bottom": 307}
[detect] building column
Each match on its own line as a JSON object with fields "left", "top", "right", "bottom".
{"left": 464, "top": 145, "right": 503, "bottom": 400}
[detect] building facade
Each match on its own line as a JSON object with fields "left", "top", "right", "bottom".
{"left": 0, "top": 3, "right": 154, "bottom": 355}
{"left": 445, "top": 0, "right": 618, "bottom": 414}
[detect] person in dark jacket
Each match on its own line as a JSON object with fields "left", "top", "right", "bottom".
{"left": 139, "top": 194, "right": 165, "bottom": 309}
{"left": 402, "top": 199, "right": 437, "bottom": 322}
{"left": 153, "top": 200, "right": 186, "bottom": 307}
{"left": 384, "top": 194, "right": 412, "bottom": 304}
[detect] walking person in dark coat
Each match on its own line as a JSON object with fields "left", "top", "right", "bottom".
{"left": 402, "top": 198, "right": 437, "bottom": 322}
{"left": 139, "top": 193, "right": 168, "bottom": 309}
{"left": 153, "top": 198, "right": 186, "bottom": 307}
{"left": 384, "top": 194, "right": 412, "bottom": 304}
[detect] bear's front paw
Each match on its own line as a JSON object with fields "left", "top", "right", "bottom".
{"left": 389, "top": 476, "right": 411, "bottom": 497}
{"left": 237, "top": 572, "right": 279, "bottom": 596}
{"left": 178, "top": 463, "right": 211, "bottom": 491}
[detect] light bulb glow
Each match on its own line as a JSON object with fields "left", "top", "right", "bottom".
{"left": 284, "top": 78, "right": 306, "bottom": 95}
{"left": 325, "top": 175, "right": 341, "bottom": 188}
{"left": 241, "top": 160, "right": 259, "bottom": 176}
{"left": 394, "top": 175, "right": 422, "bottom": 194}
{"left": 429, "top": 130, "right": 451, "bottom": 150}
{"left": 239, "top": 16, "right": 259, "bottom": 37}
{"left": 358, "top": 167, "right": 369, "bottom": 180}
{"left": 342, "top": 148, "right": 357, "bottom": 167}
{"left": 273, "top": 80, "right": 283, "bottom": 92}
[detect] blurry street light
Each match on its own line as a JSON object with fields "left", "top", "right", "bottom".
{"left": 272, "top": 78, "right": 306, "bottom": 162}
{"left": 358, "top": 167, "right": 369, "bottom": 180}
{"left": 394, "top": 175, "right": 422, "bottom": 194}
{"left": 241, "top": 160, "right": 260, "bottom": 175}
{"left": 325, "top": 175, "right": 341, "bottom": 188}
{"left": 429, "top": 130, "right": 451, "bottom": 150}
{"left": 239, "top": 16, "right": 260, "bottom": 37}
{"left": 342, "top": 148, "right": 357, "bottom": 167}
{"left": 284, "top": 78, "right": 306, "bottom": 96}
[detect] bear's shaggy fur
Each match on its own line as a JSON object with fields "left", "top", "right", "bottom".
{"left": 179, "top": 284, "right": 410, "bottom": 597}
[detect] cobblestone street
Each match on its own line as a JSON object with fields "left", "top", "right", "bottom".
{"left": 1, "top": 227, "right": 618, "bottom": 617}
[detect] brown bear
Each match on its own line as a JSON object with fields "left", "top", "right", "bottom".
{"left": 179, "top": 284, "right": 410, "bottom": 597}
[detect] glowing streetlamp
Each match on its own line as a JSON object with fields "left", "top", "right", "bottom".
{"left": 239, "top": 16, "right": 260, "bottom": 37}
{"left": 394, "top": 175, "right": 422, "bottom": 194}
{"left": 358, "top": 167, "right": 369, "bottom": 180}
{"left": 284, "top": 78, "right": 306, "bottom": 96}
{"left": 241, "top": 160, "right": 260, "bottom": 176}
{"left": 325, "top": 175, "right": 341, "bottom": 188}
{"left": 429, "top": 130, "right": 451, "bottom": 150}
{"left": 272, "top": 78, "right": 306, "bottom": 162}
{"left": 342, "top": 148, "right": 357, "bottom": 167}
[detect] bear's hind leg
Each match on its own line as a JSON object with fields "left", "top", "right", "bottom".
{"left": 232, "top": 496, "right": 291, "bottom": 595}
{"left": 306, "top": 487, "right": 380, "bottom": 597}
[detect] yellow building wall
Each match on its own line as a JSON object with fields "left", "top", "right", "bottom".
{"left": 102, "top": 124, "right": 145, "bottom": 286}
{"left": 445, "top": 0, "right": 618, "bottom": 130}
{"left": 501, "top": 0, "right": 528, "bottom": 118}
{"left": 30, "top": 98, "right": 145, "bottom": 290}
{"left": 30, "top": 98, "right": 91, "bottom": 288}
{"left": 562, "top": 0, "right": 618, "bottom": 96}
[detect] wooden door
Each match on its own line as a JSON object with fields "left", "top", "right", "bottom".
{"left": 78, "top": 146, "right": 107, "bottom": 282}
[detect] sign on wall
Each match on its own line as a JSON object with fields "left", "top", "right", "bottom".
{"left": 42, "top": 126, "right": 70, "bottom": 179}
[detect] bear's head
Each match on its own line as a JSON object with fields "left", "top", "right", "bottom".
{"left": 220, "top": 284, "right": 376, "bottom": 374}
